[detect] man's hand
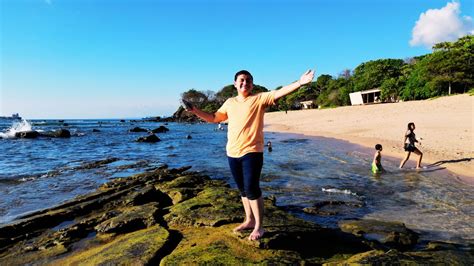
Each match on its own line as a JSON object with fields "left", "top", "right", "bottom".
{"left": 299, "top": 69, "right": 315, "bottom": 86}
{"left": 274, "top": 69, "right": 316, "bottom": 100}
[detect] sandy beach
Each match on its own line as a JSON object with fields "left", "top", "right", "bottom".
{"left": 265, "top": 94, "right": 474, "bottom": 182}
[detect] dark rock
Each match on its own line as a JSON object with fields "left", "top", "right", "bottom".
{"left": 172, "top": 106, "right": 201, "bottom": 123}
{"left": 53, "top": 129, "right": 71, "bottom": 138}
{"left": 74, "top": 158, "right": 119, "bottom": 170}
{"left": 94, "top": 203, "right": 160, "bottom": 234}
{"left": 115, "top": 160, "right": 150, "bottom": 170}
{"left": 92, "top": 129, "right": 101, "bottom": 132}
{"left": 120, "top": 119, "right": 126, "bottom": 122}
{"left": 38, "top": 129, "right": 71, "bottom": 138}
{"left": 335, "top": 249, "right": 474, "bottom": 265}
{"left": 148, "top": 116, "right": 161, "bottom": 121}
{"left": 186, "top": 134, "right": 192, "bottom": 139}
{"left": 123, "top": 185, "right": 161, "bottom": 206}
{"left": 136, "top": 134, "right": 161, "bottom": 143}
{"left": 15, "top": 131, "right": 39, "bottom": 138}
{"left": 338, "top": 219, "right": 419, "bottom": 250}
{"left": 129, "top": 127, "right": 148, "bottom": 132}
{"left": 151, "top": 126, "right": 169, "bottom": 133}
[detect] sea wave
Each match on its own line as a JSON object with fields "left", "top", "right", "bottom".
{"left": 0, "top": 119, "right": 33, "bottom": 139}
{"left": 322, "top": 187, "right": 358, "bottom": 196}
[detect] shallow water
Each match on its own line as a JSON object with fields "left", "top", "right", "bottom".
{"left": 1, "top": 119, "right": 473, "bottom": 245}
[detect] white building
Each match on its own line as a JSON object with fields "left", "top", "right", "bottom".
{"left": 349, "top": 89, "right": 381, "bottom": 105}
{"left": 299, "top": 100, "right": 315, "bottom": 109}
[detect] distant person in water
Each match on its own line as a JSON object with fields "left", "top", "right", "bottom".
{"left": 372, "top": 144, "right": 385, "bottom": 174}
{"left": 266, "top": 141, "right": 272, "bottom": 152}
{"left": 399, "top": 122, "right": 423, "bottom": 169}
{"left": 217, "top": 123, "right": 224, "bottom": 131}
{"left": 185, "top": 69, "right": 315, "bottom": 240}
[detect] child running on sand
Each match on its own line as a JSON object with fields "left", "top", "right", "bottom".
{"left": 399, "top": 122, "right": 423, "bottom": 169}
{"left": 372, "top": 144, "right": 385, "bottom": 174}
{"left": 184, "top": 69, "right": 314, "bottom": 240}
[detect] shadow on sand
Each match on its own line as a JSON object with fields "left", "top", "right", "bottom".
{"left": 427, "top": 157, "right": 473, "bottom": 167}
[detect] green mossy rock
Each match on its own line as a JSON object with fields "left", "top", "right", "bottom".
{"left": 330, "top": 248, "right": 474, "bottom": 265}
{"left": 55, "top": 225, "right": 170, "bottom": 265}
{"left": 95, "top": 202, "right": 160, "bottom": 234}
{"left": 156, "top": 174, "right": 228, "bottom": 204}
{"left": 338, "top": 219, "right": 419, "bottom": 250}
{"left": 164, "top": 186, "right": 242, "bottom": 227}
{"left": 1, "top": 166, "right": 471, "bottom": 265}
{"left": 161, "top": 224, "right": 303, "bottom": 265}
{"left": 123, "top": 185, "right": 162, "bottom": 206}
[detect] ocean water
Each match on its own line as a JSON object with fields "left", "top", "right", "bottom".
{"left": 1, "top": 119, "right": 473, "bottom": 245}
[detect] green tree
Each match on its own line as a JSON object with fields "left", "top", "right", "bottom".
{"left": 215, "top": 85, "right": 237, "bottom": 104}
{"left": 380, "top": 78, "right": 398, "bottom": 102}
{"left": 181, "top": 89, "right": 209, "bottom": 108}
{"left": 428, "top": 35, "right": 474, "bottom": 94}
{"left": 352, "top": 59, "right": 405, "bottom": 92}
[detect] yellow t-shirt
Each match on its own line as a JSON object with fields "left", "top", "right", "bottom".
{"left": 217, "top": 91, "right": 276, "bottom": 158}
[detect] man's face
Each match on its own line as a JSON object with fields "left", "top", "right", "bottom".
{"left": 234, "top": 74, "right": 253, "bottom": 96}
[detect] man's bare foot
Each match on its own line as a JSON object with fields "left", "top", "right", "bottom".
{"left": 248, "top": 228, "right": 264, "bottom": 241}
{"left": 233, "top": 221, "right": 255, "bottom": 233}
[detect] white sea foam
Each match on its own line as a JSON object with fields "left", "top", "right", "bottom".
{"left": 322, "top": 187, "right": 357, "bottom": 196}
{"left": 0, "top": 119, "right": 33, "bottom": 139}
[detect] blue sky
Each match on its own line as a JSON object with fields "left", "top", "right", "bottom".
{"left": 1, "top": 0, "right": 473, "bottom": 119}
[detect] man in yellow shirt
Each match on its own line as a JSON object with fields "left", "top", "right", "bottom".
{"left": 187, "top": 69, "right": 314, "bottom": 240}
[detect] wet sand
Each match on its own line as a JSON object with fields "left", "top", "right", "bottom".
{"left": 264, "top": 94, "right": 474, "bottom": 183}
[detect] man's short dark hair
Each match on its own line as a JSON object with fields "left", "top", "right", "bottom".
{"left": 375, "top": 144, "right": 382, "bottom": 150}
{"left": 234, "top": 70, "right": 253, "bottom": 81}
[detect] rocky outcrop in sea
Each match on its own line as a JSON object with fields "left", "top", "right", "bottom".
{"left": 0, "top": 166, "right": 472, "bottom": 265}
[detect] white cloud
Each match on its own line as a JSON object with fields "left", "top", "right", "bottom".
{"left": 410, "top": 1, "right": 474, "bottom": 48}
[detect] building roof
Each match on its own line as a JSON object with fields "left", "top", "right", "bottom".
{"left": 359, "top": 88, "right": 381, "bottom": 94}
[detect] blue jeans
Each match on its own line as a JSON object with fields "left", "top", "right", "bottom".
{"left": 227, "top": 152, "right": 263, "bottom": 200}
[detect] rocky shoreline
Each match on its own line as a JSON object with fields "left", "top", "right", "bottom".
{"left": 0, "top": 166, "right": 472, "bottom": 265}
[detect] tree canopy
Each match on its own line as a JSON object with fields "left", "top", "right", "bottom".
{"left": 178, "top": 35, "right": 473, "bottom": 114}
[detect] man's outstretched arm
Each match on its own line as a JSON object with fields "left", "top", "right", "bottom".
{"left": 188, "top": 107, "right": 227, "bottom": 123}
{"left": 274, "top": 69, "right": 315, "bottom": 100}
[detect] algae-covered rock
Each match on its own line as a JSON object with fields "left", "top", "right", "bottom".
{"left": 156, "top": 174, "right": 226, "bottom": 204}
{"left": 338, "top": 219, "right": 419, "bottom": 250}
{"left": 95, "top": 202, "right": 160, "bottom": 234}
{"left": 165, "top": 188, "right": 197, "bottom": 204}
{"left": 2, "top": 165, "right": 468, "bottom": 265}
{"left": 329, "top": 248, "right": 474, "bottom": 265}
{"left": 123, "top": 185, "right": 162, "bottom": 206}
{"left": 159, "top": 174, "right": 211, "bottom": 190}
{"left": 55, "top": 225, "right": 170, "bottom": 265}
{"left": 161, "top": 224, "right": 303, "bottom": 265}
{"left": 164, "top": 186, "right": 242, "bottom": 227}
